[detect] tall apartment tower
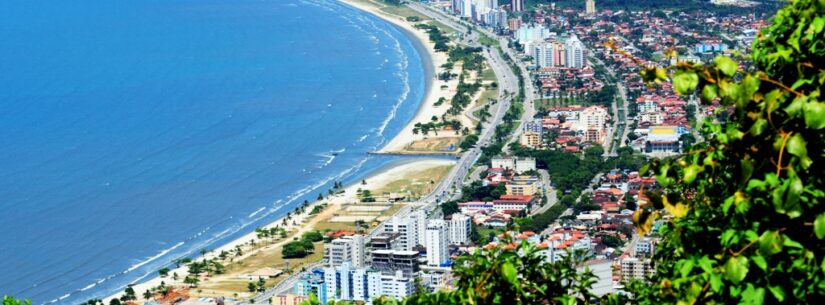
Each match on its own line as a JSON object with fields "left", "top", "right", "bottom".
{"left": 425, "top": 220, "right": 449, "bottom": 266}
{"left": 448, "top": 214, "right": 472, "bottom": 245}
{"left": 586, "top": 0, "right": 596, "bottom": 15}
{"left": 565, "top": 34, "right": 586, "bottom": 69}
{"left": 511, "top": 0, "right": 524, "bottom": 12}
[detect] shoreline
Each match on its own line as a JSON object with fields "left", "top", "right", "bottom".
{"left": 101, "top": 2, "right": 448, "bottom": 303}
{"left": 339, "top": 0, "right": 460, "bottom": 154}
{"left": 102, "top": 158, "right": 455, "bottom": 303}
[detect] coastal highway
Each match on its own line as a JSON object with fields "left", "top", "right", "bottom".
{"left": 405, "top": 2, "right": 520, "bottom": 210}
{"left": 245, "top": 5, "right": 523, "bottom": 303}
{"left": 409, "top": 2, "right": 537, "bottom": 151}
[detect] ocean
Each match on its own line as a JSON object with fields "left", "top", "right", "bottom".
{"left": 0, "top": 0, "right": 428, "bottom": 304}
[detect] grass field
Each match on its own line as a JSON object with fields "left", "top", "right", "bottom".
{"left": 373, "top": 164, "right": 452, "bottom": 197}
{"left": 405, "top": 137, "right": 461, "bottom": 152}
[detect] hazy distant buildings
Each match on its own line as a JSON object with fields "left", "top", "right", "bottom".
{"left": 511, "top": 0, "right": 524, "bottom": 12}
{"left": 585, "top": 0, "right": 597, "bottom": 15}
{"left": 565, "top": 34, "right": 586, "bottom": 68}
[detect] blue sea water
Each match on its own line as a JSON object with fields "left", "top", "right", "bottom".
{"left": 0, "top": 0, "right": 429, "bottom": 303}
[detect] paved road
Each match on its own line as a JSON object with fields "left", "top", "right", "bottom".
{"left": 245, "top": 5, "right": 525, "bottom": 303}
{"left": 406, "top": 2, "right": 519, "bottom": 211}
{"left": 589, "top": 54, "right": 628, "bottom": 157}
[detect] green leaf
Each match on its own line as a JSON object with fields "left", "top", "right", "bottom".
{"left": 803, "top": 101, "right": 825, "bottom": 129}
{"left": 758, "top": 230, "right": 783, "bottom": 256}
{"left": 679, "top": 259, "right": 695, "bottom": 277}
{"left": 700, "top": 84, "right": 718, "bottom": 103}
{"left": 724, "top": 256, "right": 749, "bottom": 283}
{"left": 682, "top": 164, "right": 702, "bottom": 184}
{"left": 714, "top": 56, "right": 738, "bottom": 77}
{"left": 768, "top": 285, "right": 786, "bottom": 302}
{"left": 673, "top": 71, "right": 699, "bottom": 95}
{"left": 710, "top": 273, "right": 723, "bottom": 293}
{"left": 751, "top": 255, "right": 768, "bottom": 272}
{"left": 786, "top": 133, "right": 807, "bottom": 157}
{"left": 501, "top": 261, "right": 518, "bottom": 287}
{"left": 815, "top": 213, "right": 825, "bottom": 239}
{"left": 741, "top": 284, "right": 765, "bottom": 305}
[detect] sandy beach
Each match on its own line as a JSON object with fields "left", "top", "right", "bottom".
{"left": 339, "top": 0, "right": 465, "bottom": 153}
{"left": 102, "top": 2, "right": 463, "bottom": 303}
{"left": 103, "top": 158, "right": 454, "bottom": 303}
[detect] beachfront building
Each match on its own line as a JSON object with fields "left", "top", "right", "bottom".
{"left": 324, "top": 235, "right": 366, "bottom": 268}
{"left": 371, "top": 250, "right": 420, "bottom": 277}
{"left": 382, "top": 209, "right": 427, "bottom": 251}
{"left": 425, "top": 220, "right": 450, "bottom": 266}
{"left": 322, "top": 263, "right": 413, "bottom": 304}
{"left": 295, "top": 269, "right": 328, "bottom": 304}
{"left": 448, "top": 214, "right": 472, "bottom": 245}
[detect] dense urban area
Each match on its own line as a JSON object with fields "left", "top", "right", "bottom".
{"left": 25, "top": 1, "right": 820, "bottom": 305}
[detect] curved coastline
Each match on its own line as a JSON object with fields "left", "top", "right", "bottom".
{"left": 339, "top": 0, "right": 456, "bottom": 154}
{"left": 98, "top": 1, "right": 440, "bottom": 303}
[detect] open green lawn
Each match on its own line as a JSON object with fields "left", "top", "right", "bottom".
{"left": 481, "top": 68, "right": 497, "bottom": 82}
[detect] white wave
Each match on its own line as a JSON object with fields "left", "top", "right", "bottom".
{"left": 248, "top": 207, "right": 266, "bottom": 218}
{"left": 126, "top": 241, "right": 184, "bottom": 273}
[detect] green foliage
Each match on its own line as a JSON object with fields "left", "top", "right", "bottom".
{"left": 282, "top": 240, "right": 314, "bottom": 258}
{"left": 521, "top": 203, "right": 567, "bottom": 232}
{"left": 302, "top": 231, "right": 324, "bottom": 243}
{"left": 3, "top": 296, "right": 30, "bottom": 305}
{"left": 440, "top": 200, "right": 460, "bottom": 216}
{"left": 626, "top": 0, "right": 825, "bottom": 303}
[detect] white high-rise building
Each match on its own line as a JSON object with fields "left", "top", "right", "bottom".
{"left": 511, "top": 0, "right": 524, "bottom": 12}
{"left": 324, "top": 263, "right": 413, "bottom": 303}
{"left": 451, "top": 0, "right": 462, "bottom": 15}
{"left": 383, "top": 210, "right": 427, "bottom": 251}
{"left": 325, "top": 235, "right": 366, "bottom": 268}
{"left": 586, "top": 0, "right": 597, "bottom": 15}
{"left": 461, "top": 0, "right": 473, "bottom": 17}
{"left": 565, "top": 34, "right": 586, "bottom": 68}
{"left": 448, "top": 214, "right": 472, "bottom": 245}
{"left": 533, "top": 42, "right": 555, "bottom": 68}
{"left": 425, "top": 220, "right": 449, "bottom": 266}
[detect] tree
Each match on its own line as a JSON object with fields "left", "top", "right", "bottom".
{"left": 183, "top": 275, "right": 200, "bottom": 288}
{"left": 441, "top": 201, "right": 459, "bottom": 216}
{"left": 600, "top": 235, "right": 624, "bottom": 248}
{"left": 619, "top": 1, "right": 825, "bottom": 303}
{"left": 302, "top": 231, "right": 324, "bottom": 242}
{"left": 120, "top": 286, "right": 136, "bottom": 302}
{"left": 158, "top": 267, "right": 170, "bottom": 278}
{"left": 247, "top": 282, "right": 257, "bottom": 293}
{"left": 108, "top": 299, "right": 121, "bottom": 305}
{"left": 623, "top": 193, "right": 637, "bottom": 211}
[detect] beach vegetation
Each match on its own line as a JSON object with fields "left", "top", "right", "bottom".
{"left": 302, "top": 231, "right": 324, "bottom": 243}
{"left": 309, "top": 204, "right": 327, "bottom": 215}
{"left": 157, "top": 268, "right": 169, "bottom": 277}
